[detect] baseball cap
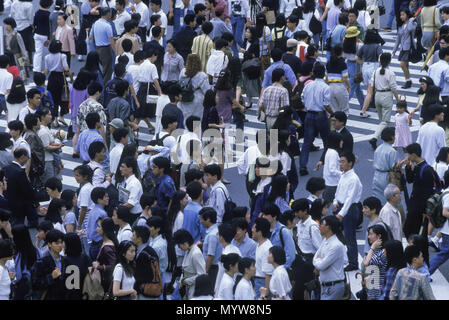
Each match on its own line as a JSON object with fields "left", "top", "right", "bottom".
{"left": 109, "top": 118, "right": 124, "bottom": 129}
{"left": 286, "top": 39, "right": 298, "bottom": 48}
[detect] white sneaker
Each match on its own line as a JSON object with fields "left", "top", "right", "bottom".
{"left": 431, "top": 236, "right": 440, "bottom": 250}
{"left": 78, "top": 55, "right": 84, "bottom": 61}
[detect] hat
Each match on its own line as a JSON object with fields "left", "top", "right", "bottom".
{"left": 345, "top": 26, "right": 360, "bottom": 38}
{"left": 215, "top": 6, "right": 224, "bottom": 16}
{"left": 286, "top": 39, "right": 298, "bottom": 48}
{"left": 109, "top": 118, "right": 124, "bottom": 129}
{"left": 419, "top": 76, "right": 434, "bottom": 85}
{"left": 0, "top": 132, "right": 12, "bottom": 150}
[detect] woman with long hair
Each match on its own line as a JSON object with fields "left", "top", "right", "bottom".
{"left": 326, "top": 44, "right": 350, "bottom": 115}
{"left": 255, "top": 13, "right": 272, "bottom": 72}
{"left": 241, "top": 26, "right": 261, "bottom": 108}
{"left": 361, "top": 52, "right": 400, "bottom": 150}
{"left": 321, "top": 131, "right": 343, "bottom": 203}
{"left": 191, "top": 274, "right": 214, "bottom": 300}
{"left": 70, "top": 69, "right": 91, "bottom": 158}
{"left": 81, "top": 51, "right": 103, "bottom": 86}
{"left": 167, "top": 190, "right": 188, "bottom": 237}
{"left": 343, "top": 26, "right": 364, "bottom": 107}
{"left": 45, "top": 198, "right": 67, "bottom": 234}
{"left": 379, "top": 240, "right": 406, "bottom": 300}
{"left": 112, "top": 240, "right": 137, "bottom": 300}
{"left": 3, "top": 17, "right": 29, "bottom": 78}
{"left": 410, "top": 76, "right": 441, "bottom": 124}
{"left": 11, "top": 224, "right": 39, "bottom": 300}
{"left": 266, "top": 173, "right": 290, "bottom": 214}
{"left": 355, "top": 29, "right": 383, "bottom": 95}
{"left": 93, "top": 217, "right": 118, "bottom": 291}
{"left": 178, "top": 53, "right": 211, "bottom": 125}
{"left": 392, "top": 9, "right": 417, "bottom": 89}
{"left": 421, "top": 0, "right": 440, "bottom": 56}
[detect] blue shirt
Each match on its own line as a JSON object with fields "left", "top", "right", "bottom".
{"left": 301, "top": 78, "right": 331, "bottom": 112}
{"left": 231, "top": 235, "right": 257, "bottom": 260}
{"left": 262, "top": 61, "right": 297, "bottom": 88}
{"left": 154, "top": 174, "right": 176, "bottom": 211}
{"left": 91, "top": 18, "right": 113, "bottom": 47}
{"left": 76, "top": 129, "right": 103, "bottom": 162}
{"left": 182, "top": 201, "right": 203, "bottom": 243}
{"left": 34, "top": 86, "right": 54, "bottom": 110}
{"left": 270, "top": 221, "right": 296, "bottom": 268}
{"left": 440, "top": 62, "right": 449, "bottom": 96}
{"left": 202, "top": 224, "right": 222, "bottom": 266}
{"left": 87, "top": 204, "right": 107, "bottom": 242}
{"left": 330, "top": 24, "right": 347, "bottom": 48}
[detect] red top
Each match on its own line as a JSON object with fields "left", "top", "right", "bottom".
{"left": 7, "top": 66, "right": 20, "bottom": 78}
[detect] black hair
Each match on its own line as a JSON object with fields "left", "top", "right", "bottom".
{"left": 199, "top": 207, "right": 217, "bottom": 224}
{"left": 44, "top": 177, "right": 63, "bottom": 192}
{"left": 167, "top": 190, "right": 186, "bottom": 233}
{"left": 115, "top": 205, "right": 131, "bottom": 222}
{"left": 232, "top": 207, "right": 248, "bottom": 220}
{"left": 131, "top": 13, "right": 141, "bottom": 24}
{"left": 185, "top": 168, "right": 204, "bottom": 185}
{"left": 384, "top": 240, "right": 406, "bottom": 270}
{"left": 327, "top": 131, "right": 343, "bottom": 151}
{"left": 272, "top": 68, "right": 285, "bottom": 83}
{"left": 74, "top": 165, "right": 93, "bottom": 183}
{"left": 271, "top": 48, "right": 283, "bottom": 62}
{"left": 48, "top": 40, "right": 62, "bottom": 53}
{"left": 167, "top": 83, "right": 182, "bottom": 102}
{"left": 262, "top": 202, "right": 281, "bottom": 220}
{"left": 7, "top": 120, "right": 24, "bottom": 133}
{"left": 220, "top": 253, "right": 240, "bottom": 271}
{"left": 64, "top": 233, "right": 83, "bottom": 257}
{"left": 232, "top": 217, "right": 249, "bottom": 233}
{"left": 112, "top": 127, "right": 129, "bottom": 143}
{"left": 114, "top": 63, "right": 126, "bottom": 78}
{"left": 184, "top": 13, "right": 196, "bottom": 25}
{"left": 151, "top": 25, "right": 162, "bottom": 38}
{"left": 194, "top": 2, "right": 206, "bottom": 13}
{"left": 84, "top": 51, "right": 101, "bottom": 72}
{"left": 133, "top": 225, "right": 150, "bottom": 243}
{"left": 203, "top": 89, "right": 216, "bottom": 109}
{"left": 313, "top": 62, "right": 325, "bottom": 78}
{"left": 320, "top": 215, "right": 346, "bottom": 245}
{"left": 218, "top": 223, "right": 236, "bottom": 243}
{"left": 116, "top": 240, "right": 136, "bottom": 277}
{"left": 185, "top": 115, "right": 200, "bottom": 132}
{"left": 330, "top": 43, "right": 343, "bottom": 65}
{"left": 408, "top": 234, "right": 430, "bottom": 267}
{"left": 429, "top": 104, "right": 445, "bottom": 119}
{"left": 363, "top": 197, "right": 382, "bottom": 215}
{"left": 88, "top": 141, "right": 106, "bottom": 161}
{"left": 380, "top": 127, "right": 395, "bottom": 143}
{"left": 405, "top": 143, "right": 422, "bottom": 157}
{"left": 193, "top": 274, "right": 214, "bottom": 297}
{"left": 204, "top": 163, "right": 221, "bottom": 180}
{"left": 287, "top": 14, "right": 299, "bottom": 25}
{"left": 202, "top": 21, "right": 213, "bottom": 35}
{"left": 442, "top": 6, "right": 449, "bottom": 15}
{"left": 254, "top": 217, "right": 271, "bottom": 238}
{"left": 38, "top": 220, "right": 54, "bottom": 233}
{"left": 404, "top": 244, "right": 422, "bottom": 265}
{"left": 306, "top": 177, "right": 326, "bottom": 194}
{"left": 0, "top": 208, "right": 10, "bottom": 222}
{"left": 267, "top": 174, "right": 288, "bottom": 203}
{"left": 45, "top": 198, "right": 66, "bottom": 224}
{"left": 279, "top": 209, "right": 296, "bottom": 226}
{"left": 436, "top": 147, "right": 449, "bottom": 164}
{"left": 124, "top": 19, "right": 138, "bottom": 33}
{"left": 291, "top": 198, "right": 310, "bottom": 213}
{"left": 85, "top": 112, "right": 101, "bottom": 129}
{"left": 3, "top": 17, "right": 17, "bottom": 29}
{"left": 99, "top": 217, "right": 119, "bottom": 248}
{"left": 343, "top": 36, "right": 357, "bottom": 55}
{"left": 161, "top": 114, "right": 178, "bottom": 129}
{"left": 115, "top": 143, "right": 139, "bottom": 183}
{"left": 222, "top": 32, "right": 234, "bottom": 44}
{"left": 88, "top": 82, "right": 103, "bottom": 96}
{"left": 73, "top": 69, "right": 93, "bottom": 91}
{"left": 140, "top": 192, "right": 157, "bottom": 211}
{"left": 400, "top": 8, "right": 413, "bottom": 20}
{"left": 173, "top": 229, "right": 194, "bottom": 245}
{"left": 186, "top": 181, "right": 203, "bottom": 201}
{"left": 33, "top": 72, "right": 46, "bottom": 86}
{"left": 310, "top": 198, "right": 330, "bottom": 221}
{"left": 27, "top": 88, "right": 41, "bottom": 101}
{"left": 269, "top": 246, "right": 286, "bottom": 265}
{"left": 152, "top": 156, "right": 170, "bottom": 174}
{"left": 338, "top": 12, "right": 349, "bottom": 25}
{"left": 61, "top": 189, "right": 76, "bottom": 211}
{"left": 40, "top": 0, "right": 52, "bottom": 8}
{"left": 24, "top": 113, "right": 38, "bottom": 130}
{"left": 367, "top": 224, "right": 389, "bottom": 246}
{"left": 340, "top": 151, "right": 355, "bottom": 168}
{"left": 354, "top": 0, "right": 366, "bottom": 10}
{"left": 147, "top": 215, "right": 165, "bottom": 237}
{"left": 0, "top": 239, "right": 14, "bottom": 259}
{"left": 120, "top": 156, "right": 138, "bottom": 175}
{"left": 45, "top": 229, "right": 65, "bottom": 244}
{"left": 36, "top": 107, "right": 51, "bottom": 121}
{"left": 379, "top": 52, "right": 391, "bottom": 75}
{"left": 13, "top": 148, "right": 28, "bottom": 159}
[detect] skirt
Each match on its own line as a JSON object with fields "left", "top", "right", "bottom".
{"left": 136, "top": 82, "right": 157, "bottom": 118}
{"left": 47, "top": 71, "right": 69, "bottom": 116}
{"left": 398, "top": 50, "right": 410, "bottom": 62}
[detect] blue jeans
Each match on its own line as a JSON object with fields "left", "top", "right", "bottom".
{"left": 347, "top": 61, "right": 365, "bottom": 105}
{"left": 336, "top": 203, "right": 360, "bottom": 268}
{"left": 299, "top": 112, "right": 330, "bottom": 171}
{"left": 386, "top": 3, "right": 396, "bottom": 29}
{"left": 321, "top": 281, "right": 345, "bottom": 300}
{"left": 312, "top": 33, "right": 320, "bottom": 47}
{"left": 254, "top": 277, "right": 265, "bottom": 299}
{"left": 0, "top": 95, "right": 6, "bottom": 114}
{"left": 231, "top": 16, "right": 246, "bottom": 57}
{"left": 321, "top": 20, "right": 328, "bottom": 48}
{"left": 429, "top": 233, "right": 449, "bottom": 275}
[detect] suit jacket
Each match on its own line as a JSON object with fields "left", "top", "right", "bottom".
{"left": 405, "top": 161, "right": 438, "bottom": 209}
{"left": 320, "top": 127, "right": 354, "bottom": 164}
{"left": 59, "top": 25, "right": 76, "bottom": 55}
{"left": 3, "top": 162, "right": 35, "bottom": 219}
{"left": 32, "top": 253, "right": 65, "bottom": 300}
{"left": 173, "top": 26, "right": 197, "bottom": 62}
{"left": 134, "top": 245, "right": 159, "bottom": 295}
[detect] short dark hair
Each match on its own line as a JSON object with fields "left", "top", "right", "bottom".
{"left": 91, "top": 187, "right": 107, "bottom": 203}
{"left": 46, "top": 229, "right": 65, "bottom": 243}
{"left": 133, "top": 225, "right": 150, "bottom": 243}
{"left": 340, "top": 152, "right": 356, "bottom": 168}
{"left": 442, "top": 6, "right": 449, "bottom": 14}
{"left": 33, "top": 72, "right": 46, "bottom": 86}
{"left": 262, "top": 203, "right": 281, "bottom": 219}
{"left": 140, "top": 192, "right": 156, "bottom": 210}
{"left": 37, "top": 220, "right": 54, "bottom": 233}
{"left": 305, "top": 177, "right": 325, "bottom": 194}
{"left": 88, "top": 82, "right": 103, "bottom": 96}
{"left": 88, "top": 141, "right": 105, "bottom": 160}
{"left": 232, "top": 217, "right": 248, "bottom": 232}
{"left": 3, "top": 17, "right": 17, "bottom": 29}
{"left": 185, "top": 168, "right": 203, "bottom": 185}
{"left": 173, "top": 229, "right": 193, "bottom": 245}
{"left": 40, "top": 0, "right": 52, "bottom": 8}
{"left": 0, "top": 239, "right": 14, "bottom": 259}
{"left": 271, "top": 48, "right": 283, "bottom": 61}
{"left": 74, "top": 165, "right": 93, "bottom": 183}
{"left": 85, "top": 112, "right": 101, "bottom": 129}
{"left": 222, "top": 32, "right": 234, "bottom": 44}
{"left": 44, "top": 177, "right": 63, "bottom": 192}
{"left": 48, "top": 40, "right": 62, "bottom": 53}
{"left": 380, "top": 126, "right": 395, "bottom": 142}
{"left": 124, "top": 19, "right": 138, "bottom": 33}
{"left": 167, "top": 83, "right": 182, "bottom": 102}
{"left": 220, "top": 253, "right": 240, "bottom": 271}
{"left": 332, "top": 111, "right": 347, "bottom": 125}
{"left": 272, "top": 68, "right": 285, "bottom": 82}
{"left": 114, "top": 63, "right": 126, "bottom": 78}
{"left": 218, "top": 223, "right": 236, "bottom": 243}
{"left": 147, "top": 215, "right": 164, "bottom": 233}
{"left": 193, "top": 274, "right": 214, "bottom": 297}
{"left": 215, "top": 38, "right": 228, "bottom": 50}
{"left": 199, "top": 207, "right": 217, "bottom": 224}
{"left": 291, "top": 198, "right": 310, "bottom": 213}
{"left": 186, "top": 181, "right": 203, "bottom": 200}
{"left": 0, "top": 209, "right": 10, "bottom": 222}
{"left": 362, "top": 197, "right": 382, "bottom": 215}
{"left": 115, "top": 205, "right": 131, "bottom": 222}
{"left": 313, "top": 62, "right": 326, "bottom": 78}
{"left": 202, "top": 21, "right": 213, "bottom": 34}
{"left": 115, "top": 79, "right": 129, "bottom": 97}
{"left": 194, "top": 3, "right": 206, "bottom": 13}
{"left": 269, "top": 246, "right": 286, "bottom": 265}
{"left": 338, "top": 12, "right": 349, "bottom": 25}
{"left": 27, "top": 88, "right": 41, "bottom": 101}
{"left": 24, "top": 113, "right": 38, "bottom": 130}
{"left": 112, "top": 127, "right": 129, "bottom": 143}
{"left": 121, "top": 156, "right": 138, "bottom": 174}
{"left": 61, "top": 189, "right": 76, "bottom": 211}
{"left": 405, "top": 143, "right": 422, "bottom": 157}
{"left": 287, "top": 14, "right": 299, "bottom": 25}
{"left": 348, "top": 8, "right": 359, "bottom": 17}
{"left": 121, "top": 39, "right": 133, "bottom": 53}
{"left": 429, "top": 104, "right": 445, "bottom": 119}
{"left": 254, "top": 217, "right": 271, "bottom": 238}
{"left": 64, "top": 233, "right": 83, "bottom": 257}
{"left": 204, "top": 163, "right": 221, "bottom": 180}
{"left": 184, "top": 13, "right": 196, "bottom": 25}
{"left": 404, "top": 245, "right": 422, "bottom": 265}
{"left": 161, "top": 114, "right": 178, "bottom": 129}
{"left": 185, "top": 115, "right": 200, "bottom": 132}
{"left": 151, "top": 25, "right": 162, "bottom": 38}
{"left": 150, "top": 0, "right": 161, "bottom": 6}
{"left": 13, "top": 148, "right": 28, "bottom": 159}
{"left": 8, "top": 120, "right": 24, "bottom": 133}
{"left": 152, "top": 156, "right": 170, "bottom": 174}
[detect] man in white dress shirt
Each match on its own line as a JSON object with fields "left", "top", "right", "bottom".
{"left": 252, "top": 217, "right": 274, "bottom": 299}
{"left": 313, "top": 215, "right": 346, "bottom": 300}
{"left": 114, "top": 0, "right": 131, "bottom": 36}
{"left": 379, "top": 184, "right": 403, "bottom": 242}
{"left": 118, "top": 156, "right": 143, "bottom": 224}
{"left": 109, "top": 127, "right": 129, "bottom": 180}
{"left": 131, "top": 0, "right": 149, "bottom": 43}
{"left": 416, "top": 104, "right": 446, "bottom": 166}
{"left": 332, "top": 151, "right": 362, "bottom": 271}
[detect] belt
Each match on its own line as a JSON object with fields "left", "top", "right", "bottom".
{"left": 328, "top": 80, "right": 343, "bottom": 83}
{"left": 308, "top": 110, "right": 325, "bottom": 114}
{"left": 96, "top": 45, "right": 110, "bottom": 48}
{"left": 255, "top": 276, "right": 265, "bottom": 279}
{"left": 377, "top": 89, "right": 391, "bottom": 92}
{"left": 321, "top": 279, "right": 344, "bottom": 287}
{"left": 91, "top": 240, "right": 102, "bottom": 245}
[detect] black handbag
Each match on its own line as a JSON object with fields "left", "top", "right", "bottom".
{"left": 67, "top": 121, "right": 74, "bottom": 139}
{"left": 309, "top": 14, "right": 322, "bottom": 35}
{"left": 354, "top": 63, "right": 363, "bottom": 84}
{"left": 378, "top": 0, "right": 386, "bottom": 16}
{"left": 409, "top": 38, "right": 422, "bottom": 63}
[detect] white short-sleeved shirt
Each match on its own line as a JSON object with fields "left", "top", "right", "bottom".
{"left": 255, "top": 239, "right": 274, "bottom": 278}
{"left": 45, "top": 53, "right": 68, "bottom": 72}
{"left": 18, "top": 106, "right": 36, "bottom": 124}
{"left": 114, "top": 9, "right": 130, "bottom": 35}
{"left": 270, "top": 265, "right": 292, "bottom": 300}
{"left": 113, "top": 263, "right": 136, "bottom": 291}
{"left": 216, "top": 272, "right": 235, "bottom": 300}
{"left": 110, "top": 143, "right": 125, "bottom": 177}
{"left": 64, "top": 211, "right": 78, "bottom": 230}
{"left": 128, "top": 64, "right": 141, "bottom": 92}
{"left": 0, "top": 264, "right": 11, "bottom": 300}
{"left": 117, "top": 224, "right": 133, "bottom": 243}
{"left": 441, "top": 190, "right": 449, "bottom": 235}
{"left": 120, "top": 175, "right": 143, "bottom": 214}
{"left": 78, "top": 182, "right": 95, "bottom": 228}
{"left": 139, "top": 60, "right": 159, "bottom": 83}
{"left": 37, "top": 125, "right": 55, "bottom": 162}
{"left": 234, "top": 278, "right": 255, "bottom": 300}
{"left": 152, "top": 10, "right": 167, "bottom": 30}
{"left": 0, "top": 68, "right": 13, "bottom": 96}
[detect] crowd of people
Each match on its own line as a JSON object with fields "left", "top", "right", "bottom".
{"left": 0, "top": 0, "right": 448, "bottom": 301}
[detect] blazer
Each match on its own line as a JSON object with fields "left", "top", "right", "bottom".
{"left": 58, "top": 25, "right": 76, "bottom": 55}
{"left": 319, "top": 127, "right": 354, "bottom": 164}
{"left": 95, "top": 244, "right": 117, "bottom": 291}
{"left": 393, "top": 17, "right": 417, "bottom": 52}
{"left": 32, "top": 253, "right": 65, "bottom": 300}
{"left": 405, "top": 161, "right": 437, "bottom": 210}
{"left": 3, "top": 162, "right": 35, "bottom": 219}
{"left": 134, "top": 245, "right": 158, "bottom": 295}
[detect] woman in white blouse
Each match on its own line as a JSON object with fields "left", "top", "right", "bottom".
{"left": 191, "top": 274, "right": 214, "bottom": 300}
{"left": 320, "top": 132, "right": 343, "bottom": 204}
{"left": 112, "top": 240, "right": 138, "bottom": 300}
{"left": 0, "top": 239, "right": 14, "bottom": 300}
{"left": 234, "top": 257, "right": 256, "bottom": 300}
{"left": 216, "top": 253, "right": 240, "bottom": 300}
{"left": 260, "top": 246, "right": 292, "bottom": 300}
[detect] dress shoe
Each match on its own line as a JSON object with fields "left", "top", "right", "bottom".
{"left": 299, "top": 169, "right": 309, "bottom": 176}
{"left": 401, "top": 80, "right": 412, "bottom": 89}
{"left": 428, "top": 240, "right": 441, "bottom": 252}
{"left": 369, "top": 138, "right": 377, "bottom": 150}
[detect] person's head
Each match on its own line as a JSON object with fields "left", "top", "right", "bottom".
{"left": 442, "top": 6, "right": 449, "bottom": 21}
{"left": 90, "top": 187, "right": 109, "bottom": 208}
{"left": 185, "top": 53, "right": 202, "bottom": 78}
{"left": 305, "top": 177, "right": 326, "bottom": 196}
{"left": 291, "top": 198, "right": 310, "bottom": 221}
{"left": 380, "top": 126, "right": 395, "bottom": 144}
{"left": 7, "top": 120, "right": 24, "bottom": 142}
{"left": 204, "top": 163, "right": 221, "bottom": 185}
{"left": 0, "top": 209, "right": 10, "bottom": 231}
{"left": 115, "top": 0, "right": 125, "bottom": 11}
{"left": 327, "top": 131, "right": 343, "bottom": 151}
{"left": 3, "top": 17, "right": 17, "bottom": 32}
{"left": 173, "top": 229, "right": 194, "bottom": 251}
{"left": 270, "top": 48, "right": 283, "bottom": 62}
{"left": 151, "top": 25, "right": 162, "bottom": 39}
{"left": 44, "top": 177, "right": 62, "bottom": 199}
{"left": 319, "top": 215, "right": 341, "bottom": 238}
{"left": 310, "top": 198, "right": 331, "bottom": 221}
{"left": 279, "top": 210, "right": 296, "bottom": 230}
{"left": 400, "top": 9, "right": 412, "bottom": 22}
{"left": 61, "top": 189, "right": 76, "bottom": 211}
{"left": 379, "top": 52, "right": 392, "bottom": 75}
{"left": 186, "top": 181, "right": 203, "bottom": 203}
{"left": 36, "top": 107, "right": 52, "bottom": 126}
{"left": 12, "top": 148, "right": 28, "bottom": 166}
{"left": 40, "top": 0, "right": 53, "bottom": 6}
{"left": 88, "top": 82, "right": 103, "bottom": 99}
{"left": 150, "top": 0, "right": 161, "bottom": 11}
{"left": 286, "top": 14, "right": 299, "bottom": 30}
{"left": 0, "top": 239, "right": 14, "bottom": 261}
{"left": 85, "top": 112, "right": 101, "bottom": 130}
{"left": 131, "top": 225, "right": 149, "bottom": 246}
{"left": 232, "top": 206, "right": 249, "bottom": 221}
{"left": 74, "top": 165, "right": 93, "bottom": 185}
{"left": 99, "top": 7, "right": 112, "bottom": 20}
{"left": 193, "top": 274, "right": 214, "bottom": 297}
{"left": 339, "top": 152, "right": 355, "bottom": 172}
{"left": 161, "top": 114, "right": 178, "bottom": 132}
{"left": 331, "top": 43, "right": 343, "bottom": 61}
{"left": 312, "top": 62, "right": 325, "bottom": 79}
{"left": 87, "top": 141, "right": 106, "bottom": 163}
{"left": 97, "top": 217, "right": 118, "bottom": 247}
{"left": 112, "top": 128, "right": 129, "bottom": 145}
{"left": 12, "top": 224, "right": 38, "bottom": 269}
{"left": 396, "top": 100, "right": 408, "bottom": 114}
{"left": 268, "top": 246, "right": 286, "bottom": 266}
{"left": 384, "top": 183, "right": 402, "bottom": 206}
{"left": 184, "top": 13, "right": 196, "bottom": 27}
{"left": 245, "top": 26, "right": 257, "bottom": 41}
{"left": 194, "top": 2, "right": 206, "bottom": 15}
{"left": 185, "top": 115, "right": 200, "bottom": 133}
{"left": 220, "top": 253, "right": 240, "bottom": 274}
{"left": 407, "top": 234, "right": 430, "bottom": 267}
{"left": 184, "top": 168, "right": 204, "bottom": 186}
{"left": 117, "top": 240, "right": 136, "bottom": 276}
{"left": 218, "top": 223, "right": 236, "bottom": 246}
{"left": 57, "top": 13, "right": 68, "bottom": 27}
{"left": 113, "top": 63, "right": 126, "bottom": 79}
{"left": 120, "top": 156, "right": 138, "bottom": 178}
{"left": 48, "top": 40, "right": 62, "bottom": 54}
{"left": 362, "top": 196, "right": 382, "bottom": 219}
{"left": 64, "top": 233, "right": 83, "bottom": 257}
{"left": 436, "top": 147, "right": 449, "bottom": 164}
{"left": 405, "top": 143, "right": 422, "bottom": 163}
{"left": 293, "top": 30, "right": 309, "bottom": 43}
{"left": 347, "top": 8, "right": 358, "bottom": 24}
{"left": 222, "top": 32, "right": 234, "bottom": 47}
{"left": 112, "top": 205, "right": 131, "bottom": 226}
{"left": 201, "top": 21, "right": 213, "bottom": 36}
{"left": 384, "top": 240, "right": 406, "bottom": 270}
{"left": 151, "top": 156, "right": 170, "bottom": 178}
{"left": 231, "top": 217, "right": 249, "bottom": 242}
{"left": 429, "top": 104, "right": 445, "bottom": 122}
{"left": 367, "top": 224, "right": 389, "bottom": 247}
{"left": 331, "top": 111, "right": 347, "bottom": 130}
{"left": 124, "top": 19, "right": 138, "bottom": 35}
{"left": 199, "top": 207, "right": 217, "bottom": 228}
{"left": 404, "top": 245, "right": 424, "bottom": 268}
{"left": 27, "top": 88, "right": 42, "bottom": 108}
{"left": 338, "top": 12, "right": 348, "bottom": 25}
{"left": 140, "top": 193, "right": 157, "bottom": 214}
{"left": 238, "top": 257, "right": 256, "bottom": 279}
{"left": 45, "top": 229, "right": 65, "bottom": 254}
{"left": 252, "top": 217, "right": 271, "bottom": 242}
{"left": 214, "top": 38, "right": 228, "bottom": 51}
{"left": 261, "top": 203, "right": 281, "bottom": 226}
{"left": 89, "top": 0, "right": 100, "bottom": 8}
{"left": 147, "top": 215, "right": 165, "bottom": 238}
{"left": 354, "top": 0, "right": 366, "bottom": 11}
{"left": 271, "top": 68, "right": 285, "bottom": 84}
{"left": 33, "top": 72, "right": 46, "bottom": 87}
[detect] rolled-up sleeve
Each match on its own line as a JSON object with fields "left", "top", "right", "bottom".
{"left": 127, "top": 182, "right": 141, "bottom": 207}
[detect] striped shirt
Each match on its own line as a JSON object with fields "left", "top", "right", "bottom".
{"left": 260, "top": 83, "right": 289, "bottom": 117}
{"left": 191, "top": 34, "right": 214, "bottom": 71}
{"left": 366, "top": 248, "right": 387, "bottom": 300}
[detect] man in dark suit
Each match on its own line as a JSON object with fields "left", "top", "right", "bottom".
{"left": 132, "top": 225, "right": 160, "bottom": 300}
{"left": 173, "top": 13, "right": 197, "bottom": 62}
{"left": 316, "top": 111, "right": 354, "bottom": 169}
{"left": 3, "top": 148, "right": 37, "bottom": 227}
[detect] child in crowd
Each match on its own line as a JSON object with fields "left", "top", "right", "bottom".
{"left": 393, "top": 100, "right": 412, "bottom": 151}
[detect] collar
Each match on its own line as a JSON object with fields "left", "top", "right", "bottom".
{"left": 206, "top": 223, "right": 218, "bottom": 235}
{"left": 90, "top": 161, "right": 102, "bottom": 168}
{"left": 342, "top": 168, "right": 354, "bottom": 177}
{"left": 336, "top": 127, "right": 344, "bottom": 133}
{"left": 300, "top": 215, "right": 312, "bottom": 226}
{"left": 385, "top": 201, "right": 399, "bottom": 213}
{"left": 125, "top": 174, "right": 136, "bottom": 185}
{"left": 151, "top": 234, "right": 162, "bottom": 242}
{"left": 12, "top": 161, "right": 22, "bottom": 167}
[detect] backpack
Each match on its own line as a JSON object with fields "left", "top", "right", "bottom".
{"left": 81, "top": 267, "right": 105, "bottom": 300}
{"left": 426, "top": 189, "right": 449, "bottom": 229}
{"left": 179, "top": 76, "right": 194, "bottom": 103}
{"left": 291, "top": 76, "right": 311, "bottom": 112}
{"left": 420, "top": 163, "right": 443, "bottom": 194}
{"left": 140, "top": 251, "right": 163, "bottom": 298}
{"left": 309, "top": 14, "right": 322, "bottom": 35}
{"left": 150, "top": 132, "right": 170, "bottom": 148}
{"left": 217, "top": 187, "right": 236, "bottom": 223}
{"left": 39, "top": 90, "right": 53, "bottom": 110}
{"left": 273, "top": 27, "right": 288, "bottom": 53}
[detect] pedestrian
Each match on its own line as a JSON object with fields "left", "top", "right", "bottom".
{"left": 326, "top": 12, "right": 348, "bottom": 62}
{"left": 93, "top": 217, "right": 118, "bottom": 291}
{"left": 61, "top": 190, "right": 78, "bottom": 233}
{"left": 433, "top": 147, "right": 449, "bottom": 183}
{"left": 112, "top": 240, "right": 137, "bottom": 299}
{"left": 44, "top": 198, "right": 67, "bottom": 234}
{"left": 410, "top": 76, "right": 441, "bottom": 125}
{"left": 215, "top": 253, "right": 240, "bottom": 300}
{"left": 151, "top": 157, "right": 176, "bottom": 212}
{"left": 112, "top": 206, "right": 132, "bottom": 243}
{"left": 0, "top": 239, "right": 14, "bottom": 300}
{"left": 117, "top": 157, "right": 143, "bottom": 223}
{"left": 252, "top": 217, "right": 273, "bottom": 299}
{"left": 76, "top": 112, "right": 106, "bottom": 163}
{"left": 70, "top": 70, "right": 91, "bottom": 158}
{"left": 173, "top": 13, "right": 197, "bottom": 63}
{"left": 33, "top": 0, "right": 53, "bottom": 73}
{"left": 22, "top": 114, "right": 45, "bottom": 189}
{"left": 417, "top": 105, "right": 446, "bottom": 166}
{"left": 55, "top": 13, "right": 76, "bottom": 69}
{"left": 420, "top": 0, "right": 440, "bottom": 56}
{"left": 343, "top": 26, "right": 364, "bottom": 107}
{"left": 260, "top": 246, "right": 291, "bottom": 300}
{"left": 0, "top": 56, "right": 12, "bottom": 120}
{"left": 116, "top": 19, "right": 140, "bottom": 55}
{"left": 265, "top": 173, "right": 290, "bottom": 214}
{"left": 231, "top": 217, "right": 257, "bottom": 259}
{"left": 191, "top": 22, "right": 214, "bottom": 72}
{"left": 18, "top": 88, "right": 40, "bottom": 124}
{"left": 378, "top": 240, "right": 406, "bottom": 300}
{"left": 355, "top": 29, "right": 383, "bottom": 95}
{"left": 3, "top": 18, "right": 29, "bottom": 77}
{"left": 161, "top": 39, "right": 185, "bottom": 83}
{"left": 114, "top": 0, "right": 131, "bottom": 36}
{"left": 234, "top": 257, "right": 256, "bottom": 300}
{"left": 205, "top": 163, "right": 231, "bottom": 224}
{"left": 326, "top": 44, "right": 350, "bottom": 115}
{"left": 0, "top": 133, "right": 13, "bottom": 169}
{"left": 393, "top": 100, "right": 413, "bottom": 150}
{"left": 407, "top": 234, "right": 431, "bottom": 282}
{"left": 255, "top": 13, "right": 272, "bottom": 72}
{"left": 10, "top": 0, "right": 34, "bottom": 73}
{"left": 190, "top": 274, "right": 214, "bottom": 300}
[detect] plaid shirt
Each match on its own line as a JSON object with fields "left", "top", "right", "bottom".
{"left": 260, "top": 83, "right": 289, "bottom": 117}
{"left": 389, "top": 265, "right": 436, "bottom": 300}
{"left": 379, "top": 267, "right": 399, "bottom": 300}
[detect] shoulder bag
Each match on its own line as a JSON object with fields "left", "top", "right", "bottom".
{"left": 409, "top": 23, "right": 422, "bottom": 63}
{"left": 60, "top": 54, "right": 70, "bottom": 102}
{"left": 378, "top": 0, "right": 386, "bottom": 16}
{"left": 354, "top": 62, "right": 363, "bottom": 83}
